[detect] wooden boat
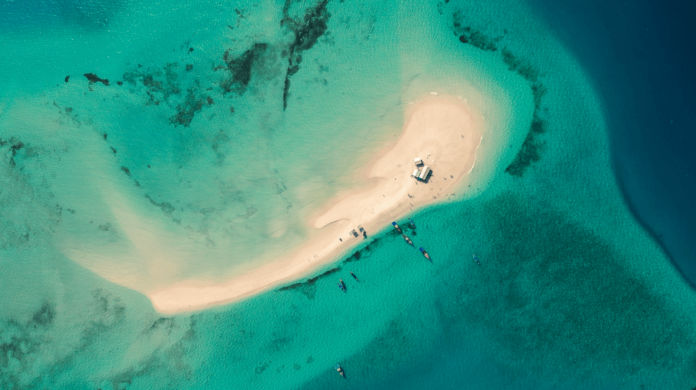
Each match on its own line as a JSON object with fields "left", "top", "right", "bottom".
{"left": 419, "top": 247, "right": 431, "bottom": 260}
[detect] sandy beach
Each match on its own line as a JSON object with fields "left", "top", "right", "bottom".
{"left": 148, "top": 94, "right": 484, "bottom": 314}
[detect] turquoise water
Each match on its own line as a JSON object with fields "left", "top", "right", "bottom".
{"left": 2, "top": 0, "right": 696, "bottom": 389}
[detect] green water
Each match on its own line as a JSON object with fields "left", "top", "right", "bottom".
{"left": 1, "top": 0, "right": 696, "bottom": 389}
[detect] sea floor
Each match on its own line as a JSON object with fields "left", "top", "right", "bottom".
{"left": 1, "top": 0, "right": 695, "bottom": 389}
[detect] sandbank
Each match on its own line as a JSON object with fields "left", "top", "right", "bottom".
{"left": 148, "top": 94, "right": 484, "bottom": 314}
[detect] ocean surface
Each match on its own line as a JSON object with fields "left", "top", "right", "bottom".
{"left": 1, "top": 0, "right": 695, "bottom": 389}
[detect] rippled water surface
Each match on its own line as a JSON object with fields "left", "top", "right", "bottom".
{"left": 1, "top": 0, "right": 695, "bottom": 389}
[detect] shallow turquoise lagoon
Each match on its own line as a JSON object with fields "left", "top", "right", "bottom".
{"left": 1, "top": 0, "right": 696, "bottom": 389}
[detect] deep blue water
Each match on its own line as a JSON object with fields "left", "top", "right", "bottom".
{"left": 528, "top": 0, "right": 696, "bottom": 284}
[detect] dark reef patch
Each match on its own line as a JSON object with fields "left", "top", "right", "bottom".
{"left": 342, "top": 227, "right": 402, "bottom": 264}
{"left": 98, "top": 317, "right": 197, "bottom": 389}
{"left": 278, "top": 229, "right": 403, "bottom": 299}
{"left": 501, "top": 49, "right": 540, "bottom": 83}
{"left": 278, "top": 267, "right": 341, "bottom": 299}
{"left": 307, "top": 267, "right": 341, "bottom": 283}
{"left": 122, "top": 62, "right": 213, "bottom": 127}
{"left": 343, "top": 240, "right": 375, "bottom": 263}
{"left": 211, "top": 129, "right": 230, "bottom": 164}
{"left": 9, "top": 139, "right": 24, "bottom": 157}
{"left": 144, "top": 194, "right": 177, "bottom": 218}
{"left": 99, "top": 222, "right": 112, "bottom": 232}
{"left": 1, "top": 137, "right": 26, "bottom": 168}
{"left": 451, "top": 14, "right": 548, "bottom": 176}
{"left": 219, "top": 43, "right": 268, "bottom": 95}
{"left": 434, "top": 192, "right": 696, "bottom": 376}
{"left": 0, "top": 290, "right": 130, "bottom": 389}
{"left": 53, "top": 101, "right": 82, "bottom": 127}
{"left": 123, "top": 62, "right": 181, "bottom": 105}
{"left": 170, "top": 88, "right": 206, "bottom": 127}
{"left": 150, "top": 317, "right": 175, "bottom": 332}
{"left": 84, "top": 73, "right": 109, "bottom": 86}
{"left": 0, "top": 315, "right": 49, "bottom": 388}
{"left": 279, "top": 0, "right": 332, "bottom": 109}
{"left": 500, "top": 50, "right": 548, "bottom": 176}
{"left": 31, "top": 301, "right": 56, "bottom": 327}
{"left": 282, "top": 0, "right": 331, "bottom": 52}
{"left": 505, "top": 113, "right": 546, "bottom": 177}
{"left": 456, "top": 29, "right": 499, "bottom": 51}
{"left": 452, "top": 12, "right": 502, "bottom": 52}
{"left": 64, "top": 75, "right": 70, "bottom": 83}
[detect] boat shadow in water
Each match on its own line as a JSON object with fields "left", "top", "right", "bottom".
{"left": 419, "top": 247, "right": 433, "bottom": 263}
{"left": 335, "top": 364, "right": 347, "bottom": 379}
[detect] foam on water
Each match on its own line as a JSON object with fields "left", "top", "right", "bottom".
{"left": 2, "top": 0, "right": 696, "bottom": 389}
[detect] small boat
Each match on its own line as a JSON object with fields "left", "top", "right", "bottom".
{"left": 338, "top": 279, "right": 346, "bottom": 292}
{"left": 402, "top": 234, "right": 413, "bottom": 245}
{"left": 409, "top": 218, "right": 416, "bottom": 229}
{"left": 350, "top": 271, "right": 359, "bottom": 281}
{"left": 473, "top": 254, "right": 481, "bottom": 266}
{"left": 419, "top": 247, "right": 431, "bottom": 260}
{"left": 335, "top": 364, "right": 345, "bottom": 377}
{"left": 392, "top": 221, "right": 402, "bottom": 233}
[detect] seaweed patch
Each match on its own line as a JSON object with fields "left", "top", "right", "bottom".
{"left": 122, "top": 62, "right": 213, "bottom": 127}
{"left": 31, "top": 301, "right": 56, "bottom": 327}
{"left": 452, "top": 12, "right": 502, "bottom": 52}
{"left": 0, "top": 302, "right": 57, "bottom": 389}
{"left": 279, "top": 0, "right": 332, "bottom": 109}
{"left": 278, "top": 266, "right": 341, "bottom": 299}
{"left": 93, "top": 317, "right": 197, "bottom": 389}
{"left": 170, "top": 88, "right": 206, "bottom": 127}
{"left": 144, "top": 194, "right": 177, "bottom": 218}
{"left": 1, "top": 137, "right": 25, "bottom": 168}
{"left": 451, "top": 15, "right": 548, "bottom": 176}
{"left": 499, "top": 49, "right": 548, "bottom": 176}
{"left": 123, "top": 62, "right": 182, "bottom": 105}
{"left": 219, "top": 43, "right": 269, "bottom": 95}
{"left": 84, "top": 72, "right": 109, "bottom": 86}
{"left": 433, "top": 192, "right": 696, "bottom": 377}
